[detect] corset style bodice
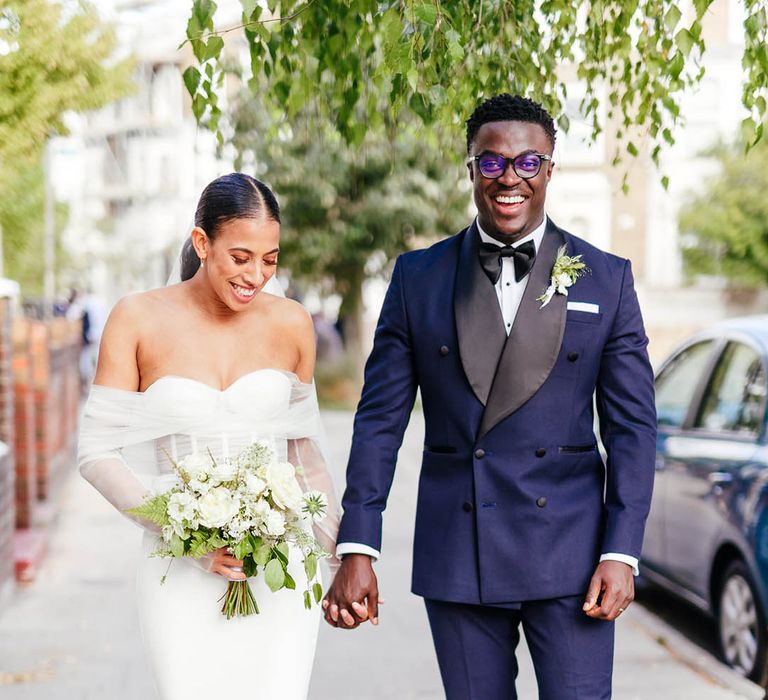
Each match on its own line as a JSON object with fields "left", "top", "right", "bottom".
{"left": 144, "top": 369, "right": 294, "bottom": 472}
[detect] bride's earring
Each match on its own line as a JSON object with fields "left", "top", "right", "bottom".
{"left": 200, "top": 256, "right": 206, "bottom": 268}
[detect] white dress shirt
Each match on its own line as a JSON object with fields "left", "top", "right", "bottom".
{"left": 476, "top": 218, "right": 547, "bottom": 335}
{"left": 337, "top": 216, "right": 639, "bottom": 576}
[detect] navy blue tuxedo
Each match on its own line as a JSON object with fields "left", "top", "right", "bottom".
{"left": 338, "top": 219, "right": 656, "bottom": 606}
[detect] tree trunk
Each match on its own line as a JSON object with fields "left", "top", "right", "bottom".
{"left": 337, "top": 271, "right": 366, "bottom": 381}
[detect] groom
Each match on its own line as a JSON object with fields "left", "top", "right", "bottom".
{"left": 324, "top": 94, "right": 656, "bottom": 699}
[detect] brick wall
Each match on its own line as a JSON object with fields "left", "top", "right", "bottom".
{"left": 32, "top": 320, "right": 80, "bottom": 502}
{"left": 12, "top": 319, "right": 36, "bottom": 528}
{"left": 0, "top": 298, "right": 16, "bottom": 606}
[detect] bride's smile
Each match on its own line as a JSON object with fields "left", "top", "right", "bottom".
{"left": 231, "top": 282, "right": 256, "bottom": 299}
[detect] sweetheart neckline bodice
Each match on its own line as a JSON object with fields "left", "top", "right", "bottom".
{"left": 142, "top": 368, "right": 298, "bottom": 395}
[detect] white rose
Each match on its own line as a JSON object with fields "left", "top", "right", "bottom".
{"left": 177, "top": 453, "right": 211, "bottom": 481}
{"left": 189, "top": 477, "right": 211, "bottom": 495}
{"left": 243, "top": 471, "right": 267, "bottom": 498}
{"left": 556, "top": 272, "right": 572, "bottom": 287}
{"left": 197, "top": 487, "right": 240, "bottom": 529}
{"left": 167, "top": 490, "right": 197, "bottom": 524}
{"left": 208, "top": 459, "right": 238, "bottom": 485}
{"left": 265, "top": 462, "right": 303, "bottom": 511}
{"left": 251, "top": 499, "right": 271, "bottom": 521}
{"left": 264, "top": 509, "right": 286, "bottom": 536}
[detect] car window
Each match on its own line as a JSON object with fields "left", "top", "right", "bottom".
{"left": 695, "top": 342, "right": 767, "bottom": 435}
{"left": 655, "top": 340, "right": 716, "bottom": 428}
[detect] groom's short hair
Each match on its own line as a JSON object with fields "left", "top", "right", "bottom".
{"left": 466, "top": 94, "right": 557, "bottom": 154}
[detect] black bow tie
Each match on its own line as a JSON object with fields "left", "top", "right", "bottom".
{"left": 478, "top": 240, "right": 536, "bottom": 285}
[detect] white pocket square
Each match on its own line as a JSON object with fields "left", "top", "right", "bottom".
{"left": 567, "top": 302, "right": 600, "bottom": 314}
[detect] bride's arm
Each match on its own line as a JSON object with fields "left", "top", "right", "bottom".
{"left": 80, "top": 296, "right": 152, "bottom": 527}
{"left": 79, "top": 445, "right": 243, "bottom": 580}
{"left": 93, "top": 295, "right": 142, "bottom": 391}
{"left": 290, "top": 301, "right": 317, "bottom": 386}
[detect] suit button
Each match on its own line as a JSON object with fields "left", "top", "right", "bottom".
{"left": 439, "top": 345, "right": 450, "bottom": 356}
{"left": 536, "top": 497, "right": 547, "bottom": 508}
{"left": 462, "top": 501, "right": 474, "bottom": 512}
{"left": 474, "top": 448, "right": 485, "bottom": 459}
{"left": 535, "top": 448, "right": 546, "bottom": 458}
{"left": 568, "top": 352, "right": 580, "bottom": 362}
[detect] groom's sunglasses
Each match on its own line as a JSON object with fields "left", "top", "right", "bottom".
{"left": 469, "top": 152, "right": 552, "bottom": 180}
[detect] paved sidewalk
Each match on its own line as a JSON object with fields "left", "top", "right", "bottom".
{"left": 0, "top": 410, "right": 764, "bottom": 699}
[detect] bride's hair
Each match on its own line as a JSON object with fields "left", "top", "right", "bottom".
{"left": 180, "top": 172, "right": 281, "bottom": 281}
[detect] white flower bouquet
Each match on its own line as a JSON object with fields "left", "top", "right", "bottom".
{"left": 127, "top": 441, "right": 329, "bottom": 619}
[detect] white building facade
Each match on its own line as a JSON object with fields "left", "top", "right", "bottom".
{"left": 54, "top": 0, "right": 239, "bottom": 303}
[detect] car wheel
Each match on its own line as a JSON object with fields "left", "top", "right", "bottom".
{"left": 717, "top": 560, "right": 768, "bottom": 683}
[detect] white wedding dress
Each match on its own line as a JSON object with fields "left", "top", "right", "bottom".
{"left": 78, "top": 369, "right": 340, "bottom": 700}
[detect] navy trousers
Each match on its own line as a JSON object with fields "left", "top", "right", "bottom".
{"left": 424, "top": 595, "right": 614, "bottom": 699}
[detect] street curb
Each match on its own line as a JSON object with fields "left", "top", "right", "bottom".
{"left": 632, "top": 603, "right": 766, "bottom": 699}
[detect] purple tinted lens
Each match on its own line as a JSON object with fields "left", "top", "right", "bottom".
{"left": 515, "top": 155, "right": 541, "bottom": 175}
{"left": 478, "top": 155, "right": 505, "bottom": 177}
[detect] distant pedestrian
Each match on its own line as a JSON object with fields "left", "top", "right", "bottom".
{"left": 313, "top": 312, "right": 344, "bottom": 363}
{"left": 68, "top": 290, "right": 107, "bottom": 389}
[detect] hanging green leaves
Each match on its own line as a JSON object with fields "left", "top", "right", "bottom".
{"left": 181, "top": 0, "right": 767, "bottom": 159}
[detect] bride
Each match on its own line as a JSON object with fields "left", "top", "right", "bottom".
{"left": 77, "top": 173, "right": 340, "bottom": 699}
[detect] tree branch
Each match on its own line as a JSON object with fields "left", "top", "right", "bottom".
{"left": 184, "top": 0, "right": 317, "bottom": 44}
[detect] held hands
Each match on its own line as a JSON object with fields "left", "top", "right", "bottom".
{"left": 322, "top": 554, "right": 380, "bottom": 629}
{"left": 583, "top": 560, "right": 634, "bottom": 621}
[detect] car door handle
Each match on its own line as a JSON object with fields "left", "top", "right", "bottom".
{"left": 709, "top": 472, "right": 734, "bottom": 486}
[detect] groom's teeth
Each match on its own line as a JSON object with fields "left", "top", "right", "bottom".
{"left": 496, "top": 195, "right": 525, "bottom": 204}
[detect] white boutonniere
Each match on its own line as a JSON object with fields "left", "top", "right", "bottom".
{"left": 537, "top": 246, "right": 589, "bottom": 308}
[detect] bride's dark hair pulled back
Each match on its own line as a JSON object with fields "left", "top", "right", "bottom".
{"left": 179, "top": 172, "right": 280, "bottom": 282}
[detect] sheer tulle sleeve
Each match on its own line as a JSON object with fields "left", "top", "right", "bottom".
{"left": 78, "top": 386, "right": 223, "bottom": 572}
{"left": 80, "top": 452, "right": 157, "bottom": 531}
{"left": 77, "top": 384, "right": 206, "bottom": 530}
{"left": 78, "top": 387, "right": 158, "bottom": 531}
{"left": 289, "top": 437, "right": 341, "bottom": 575}
{"left": 284, "top": 379, "right": 340, "bottom": 576}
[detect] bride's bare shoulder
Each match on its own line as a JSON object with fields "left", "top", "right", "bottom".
{"left": 105, "top": 287, "right": 180, "bottom": 333}
{"left": 105, "top": 291, "right": 143, "bottom": 325}
{"left": 262, "top": 294, "right": 313, "bottom": 334}
{"left": 258, "top": 294, "right": 315, "bottom": 379}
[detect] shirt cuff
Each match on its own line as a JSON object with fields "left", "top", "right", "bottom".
{"left": 600, "top": 552, "right": 639, "bottom": 576}
{"left": 335, "top": 542, "right": 380, "bottom": 561}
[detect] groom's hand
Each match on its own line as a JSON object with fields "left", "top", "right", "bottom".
{"left": 322, "top": 554, "right": 379, "bottom": 630}
{"left": 582, "top": 560, "right": 634, "bottom": 621}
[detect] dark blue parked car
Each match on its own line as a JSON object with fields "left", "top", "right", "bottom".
{"left": 643, "top": 315, "right": 768, "bottom": 682}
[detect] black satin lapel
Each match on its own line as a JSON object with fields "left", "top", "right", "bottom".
{"left": 454, "top": 222, "right": 508, "bottom": 406}
{"left": 479, "top": 224, "right": 568, "bottom": 438}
